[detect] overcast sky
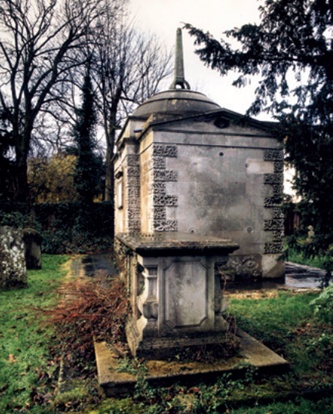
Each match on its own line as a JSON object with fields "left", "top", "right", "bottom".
{"left": 129, "top": 0, "right": 267, "bottom": 118}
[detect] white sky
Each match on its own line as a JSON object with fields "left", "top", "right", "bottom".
{"left": 129, "top": 0, "right": 267, "bottom": 118}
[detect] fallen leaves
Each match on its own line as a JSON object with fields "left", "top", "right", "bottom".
{"left": 8, "top": 354, "right": 16, "bottom": 363}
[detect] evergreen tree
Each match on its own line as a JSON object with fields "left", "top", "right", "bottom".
{"left": 72, "top": 64, "right": 102, "bottom": 204}
{"left": 185, "top": 0, "right": 333, "bottom": 269}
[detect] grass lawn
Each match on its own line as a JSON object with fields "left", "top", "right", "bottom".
{"left": 88, "top": 291, "right": 333, "bottom": 414}
{"left": 1, "top": 254, "right": 333, "bottom": 413}
{"left": 0, "top": 255, "right": 68, "bottom": 413}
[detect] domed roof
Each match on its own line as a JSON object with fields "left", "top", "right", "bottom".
{"left": 133, "top": 89, "right": 221, "bottom": 118}
{"left": 133, "top": 28, "right": 221, "bottom": 119}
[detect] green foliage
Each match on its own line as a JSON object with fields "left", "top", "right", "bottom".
{"left": 229, "top": 291, "right": 329, "bottom": 376}
{"left": 284, "top": 236, "right": 327, "bottom": 269}
{"left": 128, "top": 367, "right": 259, "bottom": 414}
{"left": 28, "top": 154, "right": 81, "bottom": 204}
{"left": 185, "top": 0, "right": 333, "bottom": 259}
{"left": 230, "top": 292, "right": 315, "bottom": 347}
{"left": 72, "top": 63, "right": 103, "bottom": 204}
{"left": 116, "top": 357, "right": 148, "bottom": 377}
{"left": 0, "top": 255, "right": 68, "bottom": 413}
{"left": 186, "top": 0, "right": 333, "bottom": 117}
{"left": 310, "top": 284, "right": 333, "bottom": 323}
{"left": 285, "top": 235, "right": 333, "bottom": 286}
{"left": 231, "top": 397, "right": 333, "bottom": 414}
{"left": 0, "top": 201, "right": 114, "bottom": 254}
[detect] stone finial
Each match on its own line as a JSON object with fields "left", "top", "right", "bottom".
{"left": 169, "top": 28, "right": 191, "bottom": 90}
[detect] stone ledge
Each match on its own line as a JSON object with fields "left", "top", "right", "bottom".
{"left": 95, "top": 329, "right": 289, "bottom": 397}
{"left": 116, "top": 232, "right": 239, "bottom": 257}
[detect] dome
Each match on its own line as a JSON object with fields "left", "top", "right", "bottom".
{"left": 134, "top": 28, "right": 221, "bottom": 119}
{"left": 133, "top": 89, "right": 221, "bottom": 118}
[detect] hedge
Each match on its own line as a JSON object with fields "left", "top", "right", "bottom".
{"left": 0, "top": 202, "right": 114, "bottom": 254}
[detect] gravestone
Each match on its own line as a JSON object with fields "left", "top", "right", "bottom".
{"left": 0, "top": 226, "right": 27, "bottom": 289}
{"left": 23, "top": 228, "right": 42, "bottom": 269}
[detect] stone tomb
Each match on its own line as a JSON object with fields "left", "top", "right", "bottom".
{"left": 114, "top": 29, "right": 285, "bottom": 359}
{"left": 117, "top": 232, "right": 238, "bottom": 358}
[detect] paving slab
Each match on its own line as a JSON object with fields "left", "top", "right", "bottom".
{"left": 95, "top": 329, "right": 289, "bottom": 396}
{"left": 70, "top": 253, "right": 117, "bottom": 279}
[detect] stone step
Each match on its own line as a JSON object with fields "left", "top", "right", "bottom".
{"left": 95, "top": 329, "right": 289, "bottom": 397}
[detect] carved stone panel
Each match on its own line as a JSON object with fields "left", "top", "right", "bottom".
{"left": 264, "top": 149, "right": 284, "bottom": 161}
{"left": 154, "top": 170, "right": 178, "bottom": 182}
{"left": 149, "top": 157, "right": 166, "bottom": 170}
{"left": 264, "top": 219, "right": 284, "bottom": 231}
{"left": 153, "top": 195, "right": 178, "bottom": 207}
{"left": 153, "top": 144, "right": 178, "bottom": 158}
{"left": 137, "top": 265, "right": 158, "bottom": 321}
{"left": 154, "top": 220, "right": 178, "bottom": 232}
{"left": 150, "top": 144, "right": 178, "bottom": 232}
{"left": 126, "top": 154, "right": 141, "bottom": 232}
{"left": 226, "top": 255, "right": 262, "bottom": 279}
{"left": 164, "top": 260, "right": 208, "bottom": 329}
{"left": 264, "top": 242, "right": 284, "bottom": 254}
{"left": 263, "top": 149, "right": 284, "bottom": 255}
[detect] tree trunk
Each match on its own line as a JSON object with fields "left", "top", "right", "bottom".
{"left": 15, "top": 149, "right": 30, "bottom": 203}
{"left": 104, "top": 137, "right": 114, "bottom": 202}
{"left": 104, "top": 98, "right": 119, "bottom": 201}
{"left": 104, "top": 111, "right": 117, "bottom": 238}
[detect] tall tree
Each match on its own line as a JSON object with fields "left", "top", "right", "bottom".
{"left": 0, "top": 0, "right": 107, "bottom": 202}
{"left": 185, "top": 0, "right": 333, "bottom": 262}
{"left": 88, "top": 4, "right": 172, "bottom": 201}
{"left": 72, "top": 64, "right": 102, "bottom": 204}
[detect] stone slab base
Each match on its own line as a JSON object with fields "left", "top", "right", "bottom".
{"left": 95, "top": 329, "right": 289, "bottom": 397}
{"left": 126, "top": 316, "right": 231, "bottom": 360}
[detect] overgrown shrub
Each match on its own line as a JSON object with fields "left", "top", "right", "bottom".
{"left": 310, "top": 284, "right": 333, "bottom": 323}
{"left": 0, "top": 202, "right": 32, "bottom": 227}
{"left": 49, "top": 275, "right": 130, "bottom": 364}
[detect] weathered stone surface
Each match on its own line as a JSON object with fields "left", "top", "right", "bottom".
{"left": 115, "top": 107, "right": 284, "bottom": 279}
{"left": 116, "top": 232, "right": 239, "bottom": 257}
{"left": 0, "top": 226, "right": 27, "bottom": 289}
{"left": 225, "top": 254, "right": 262, "bottom": 281}
{"left": 117, "top": 233, "right": 239, "bottom": 358}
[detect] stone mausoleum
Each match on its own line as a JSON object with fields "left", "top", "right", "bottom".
{"left": 114, "top": 29, "right": 284, "bottom": 358}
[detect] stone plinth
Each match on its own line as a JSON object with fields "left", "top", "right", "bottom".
{"left": 95, "top": 328, "right": 289, "bottom": 396}
{"left": 116, "top": 232, "right": 239, "bottom": 359}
